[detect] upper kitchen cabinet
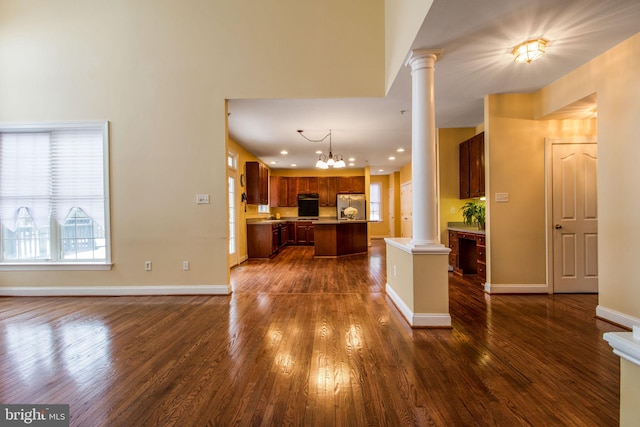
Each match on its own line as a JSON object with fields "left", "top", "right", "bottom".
{"left": 281, "top": 177, "right": 297, "bottom": 207}
{"left": 297, "top": 177, "right": 319, "bottom": 194}
{"left": 269, "top": 176, "right": 297, "bottom": 207}
{"left": 246, "top": 161, "right": 269, "bottom": 205}
{"left": 459, "top": 132, "right": 485, "bottom": 199}
{"left": 337, "top": 176, "right": 365, "bottom": 194}
{"left": 318, "top": 176, "right": 338, "bottom": 206}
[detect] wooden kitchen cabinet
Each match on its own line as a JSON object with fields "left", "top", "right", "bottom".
{"left": 297, "top": 177, "right": 319, "bottom": 194}
{"left": 246, "top": 161, "right": 269, "bottom": 205}
{"left": 337, "top": 176, "right": 365, "bottom": 194}
{"left": 269, "top": 176, "right": 279, "bottom": 207}
{"left": 247, "top": 223, "right": 279, "bottom": 258}
{"left": 318, "top": 176, "right": 338, "bottom": 206}
{"left": 286, "top": 222, "right": 296, "bottom": 244}
{"left": 295, "top": 221, "right": 314, "bottom": 245}
{"left": 459, "top": 132, "right": 485, "bottom": 199}
{"left": 270, "top": 176, "right": 297, "bottom": 207}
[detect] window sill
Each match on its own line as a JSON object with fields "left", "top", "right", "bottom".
{"left": 0, "top": 263, "right": 113, "bottom": 271}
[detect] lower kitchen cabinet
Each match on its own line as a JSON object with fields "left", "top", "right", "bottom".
{"left": 295, "top": 222, "right": 314, "bottom": 245}
{"left": 247, "top": 223, "right": 282, "bottom": 258}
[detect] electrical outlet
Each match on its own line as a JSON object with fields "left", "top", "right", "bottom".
{"left": 183, "top": 261, "right": 189, "bottom": 271}
{"left": 196, "top": 194, "right": 210, "bottom": 204}
{"left": 145, "top": 261, "right": 152, "bottom": 271}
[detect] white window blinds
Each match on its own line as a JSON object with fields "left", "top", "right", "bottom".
{"left": 0, "top": 133, "right": 51, "bottom": 231}
{"left": 0, "top": 125, "right": 106, "bottom": 231}
{"left": 51, "top": 128, "right": 105, "bottom": 228}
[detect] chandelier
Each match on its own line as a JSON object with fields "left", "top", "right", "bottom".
{"left": 512, "top": 39, "right": 547, "bottom": 63}
{"left": 297, "top": 129, "right": 345, "bottom": 169}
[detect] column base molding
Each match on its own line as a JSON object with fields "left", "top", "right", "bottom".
{"left": 386, "top": 283, "right": 452, "bottom": 328}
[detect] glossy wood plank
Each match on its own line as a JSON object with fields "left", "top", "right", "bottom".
{"left": 0, "top": 240, "right": 625, "bottom": 426}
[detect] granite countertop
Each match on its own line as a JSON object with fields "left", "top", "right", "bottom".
{"left": 447, "top": 222, "right": 486, "bottom": 235}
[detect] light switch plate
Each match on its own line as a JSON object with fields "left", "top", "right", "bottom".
{"left": 495, "top": 192, "right": 509, "bottom": 203}
{"left": 196, "top": 194, "right": 210, "bottom": 204}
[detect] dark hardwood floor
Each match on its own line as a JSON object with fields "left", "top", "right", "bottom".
{"left": 0, "top": 241, "right": 625, "bottom": 426}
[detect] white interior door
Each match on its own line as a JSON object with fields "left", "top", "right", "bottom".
{"left": 552, "top": 143, "right": 598, "bottom": 293}
{"left": 400, "top": 182, "right": 412, "bottom": 238}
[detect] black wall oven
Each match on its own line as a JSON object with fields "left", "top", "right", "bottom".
{"left": 297, "top": 193, "right": 319, "bottom": 218}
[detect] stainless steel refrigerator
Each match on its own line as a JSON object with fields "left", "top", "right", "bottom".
{"left": 336, "top": 193, "right": 366, "bottom": 220}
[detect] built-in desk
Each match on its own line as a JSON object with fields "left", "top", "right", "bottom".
{"left": 448, "top": 227, "right": 486, "bottom": 281}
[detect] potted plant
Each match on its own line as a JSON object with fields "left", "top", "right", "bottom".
{"left": 461, "top": 199, "right": 486, "bottom": 229}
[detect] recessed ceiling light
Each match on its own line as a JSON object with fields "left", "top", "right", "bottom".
{"left": 315, "top": 150, "right": 322, "bottom": 154}
{"left": 280, "top": 150, "right": 288, "bottom": 155}
{"left": 348, "top": 162, "right": 355, "bottom": 166}
{"left": 388, "top": 156, "right": 396, "bottom": 160}
{"left": 270, "top": 161, "right": 277, "bottom": 165}
{"left": 290, "top": 163, "right": 297, "bottom": 167}
{"left": 378, "top": 169, "right": 384, "bottom": 172}
{"left": 348, "top": 157, "right": 355, "bottom": 162}
{"left": 396, "top": 148, "right": 405, "bottom": 153}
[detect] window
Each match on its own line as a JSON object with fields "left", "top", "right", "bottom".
{"left": 228, "top": 176, "right": 236, "bottom": 255}
{"left": 227, "top": 152, "right": 237, "bottom": 170}
{"left": 370, "top": 183, "right": 381, "bottom": 221}
{"left": 0, "top": 122, "right": 110, "bottom": 268}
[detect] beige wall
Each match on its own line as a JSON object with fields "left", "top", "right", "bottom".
{"left": 536, "top": 33, "right": 640, "bottom": 321}
{"left": 621, "top": 359, "right": 640, "bottom": 426}
{"left": 384, "top": 0, "right": 433, "bottom": 93}
{"left": 485, "top": 93, "right": 597, "bottom": 286}
{"left": 0, "top": 0, "right": 385, "bottom": 290}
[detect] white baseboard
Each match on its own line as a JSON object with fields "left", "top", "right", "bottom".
{"left": 385, "top": 283, "right": 452, "bottom": 328}
{"left": 0, "top": 285, "right": 231, "bottom": 297}
{"left": 597, "top": 305, "right": 640, "bottom": 329}
{"left": 484, "top": 282, "right": 548, "bottom": 294}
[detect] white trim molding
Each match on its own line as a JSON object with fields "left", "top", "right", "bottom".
{"left": 597, "top": 305, "right": 640, "bottom": 330}
{"left": 0, "top": 285, "right": 232, "bottom": 297}
{"left": 604, "top": 326, "right": 640, "bottom": 366}
{"left": 484, "top": 282, "right": 548, "bottom": 294}
{"left": 385, "top": 237, "right": 450, "bottom": 255}
{"left": 386, "top": 283, "right": 452, "bottom": 328}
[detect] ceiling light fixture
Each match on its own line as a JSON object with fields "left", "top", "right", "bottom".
{"left": 512, "top": 39, "right": 547, "bottom": 63}
{"left": 297, "top": 129, "right": 345, "bottom": 169}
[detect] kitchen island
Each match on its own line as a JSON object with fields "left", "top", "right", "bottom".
{"left": 312, "top": 219, "right": 368, "bottom": 257}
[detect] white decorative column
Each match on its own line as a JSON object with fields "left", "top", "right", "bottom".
{"left": 384, "top": 48, "right": 451, "bottom": 329}
{"left": 406, "top": 49, "right": 443, "bottom": 247}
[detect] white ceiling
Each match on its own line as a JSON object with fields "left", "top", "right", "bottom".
{"left": 228, "top": 0, "right": 640, "bottom": 174}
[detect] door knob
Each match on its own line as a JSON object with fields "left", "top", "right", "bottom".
{"left": 554, "top": 224, "right": 562, "bottom": 229}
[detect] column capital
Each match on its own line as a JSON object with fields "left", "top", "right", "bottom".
{"left": 405, "top": 49, "right": 443, "bottom": 68}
